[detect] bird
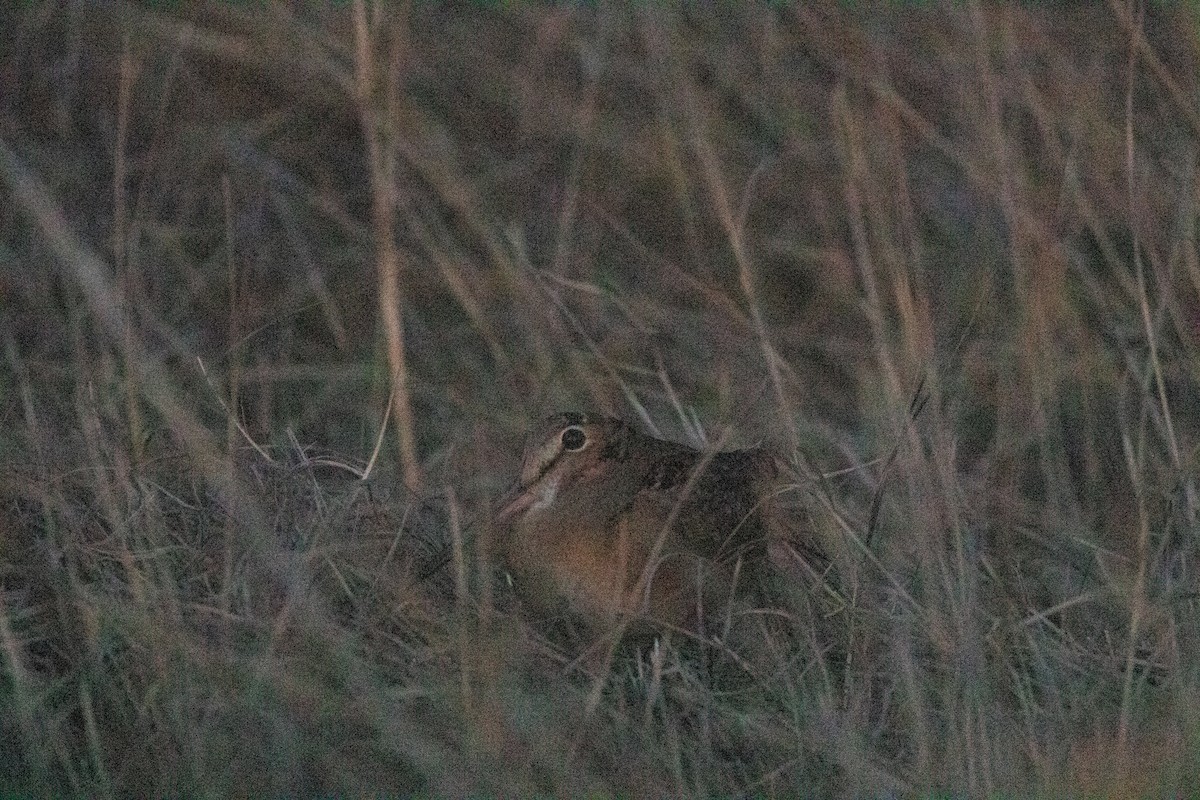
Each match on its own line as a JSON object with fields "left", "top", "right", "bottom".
{"left": 494, "top": 412, "right": 793, "bottom": 640}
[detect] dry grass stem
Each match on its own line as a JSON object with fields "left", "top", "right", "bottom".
{"left": 1, "top": 4, "right": 1197, "bottom": 796}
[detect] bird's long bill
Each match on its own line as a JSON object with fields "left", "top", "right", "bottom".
{"left": 494, "top": 484, "right": 535, "bottom": 525}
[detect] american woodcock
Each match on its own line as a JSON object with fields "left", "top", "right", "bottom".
{"left": 495, "top": 412, "right": 787, "bottom": 637}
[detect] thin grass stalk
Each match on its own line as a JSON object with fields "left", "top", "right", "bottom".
{"left": 78, "top": 680, "right": 113, "bottom": 797}
{"left": 691, "top": 133, "right": 793, "bottom": 441}
{"left": 447, "top": 485, "right": 472, "bottom": 716}
{"left": 351, "top": 0, "right": 423, "bottom": 493}
{"left": 114, "top": 31, "right": 143, "bottom": 468}
{"left": 1117, "top": 6, "right": 1174, "bottom": 774}
{"left": 0, "top": 590, "right": 51, "bottom": 791}
{"left": 832, "top": 88, "right": 907, "bottom": 429}
{"left": 1117, "top": 424, "right": 1153, "bottom": 775}
{"left": 220, "top": 175, "right": 240, "bottom": 642}
{"left": 1123, "top": 8, "right": 1189, "bottom": 507}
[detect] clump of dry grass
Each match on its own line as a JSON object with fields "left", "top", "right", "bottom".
{"left": 2, "top": 3, "right": 1199, "bottom": 796}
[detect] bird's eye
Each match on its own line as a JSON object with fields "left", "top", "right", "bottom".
{"left": 561, "top": 426, "right": 588, "bottom": 451}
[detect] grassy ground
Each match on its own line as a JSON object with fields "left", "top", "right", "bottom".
{"left": 2, "top": 3, "right": 1199, "bottom": 796}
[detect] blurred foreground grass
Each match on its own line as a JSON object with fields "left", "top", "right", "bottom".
{"left": 2, "top": 3, "right": 1200, "bottom": 796}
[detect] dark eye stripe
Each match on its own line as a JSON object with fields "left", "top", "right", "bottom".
{"left": 525, "top": 426, "right": 586, "bottom": 487}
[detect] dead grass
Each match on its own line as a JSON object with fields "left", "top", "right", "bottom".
{"left": 2, "top": 2, "right": 1199, "bottom": 796}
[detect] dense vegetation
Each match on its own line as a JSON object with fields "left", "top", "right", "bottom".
{"left": 2, "top": 4, "right": 1198, "bottom": 796}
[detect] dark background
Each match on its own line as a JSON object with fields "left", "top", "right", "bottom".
{"left": 1, "top": 3, "right": 1198, "bottom": 796}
